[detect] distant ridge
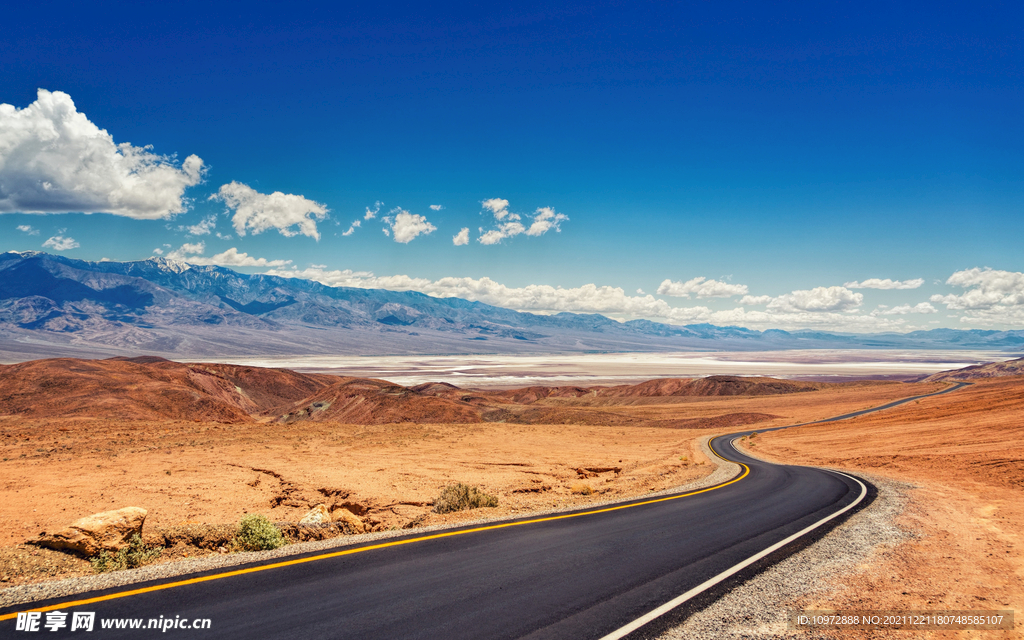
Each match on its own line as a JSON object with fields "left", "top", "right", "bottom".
{"left": 1, "top": 251, "right": 1023, "bottom": 360}
{"left": 922, "top": 356, "right": 1024, "bottom": 382}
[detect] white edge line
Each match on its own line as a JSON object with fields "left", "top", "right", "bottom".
{"left": 598, "top": 468, "right": 868, "bottom": 640}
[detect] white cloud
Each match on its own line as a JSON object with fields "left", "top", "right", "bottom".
{"left": 364, "top": 201, "right": 383, "bottom": 220}
{"left": 152, "top": 248, "right": 163, "bottom": 255}
{"left": 342, "top": 220, "right": 361, "bottom": 236}
{"left": 263, "top": 267, "right": 916, "bottom": 332}
{"left": 383, "top": 208, "right": 436, "bottom": 243}
{"left": 180, "top": 214, "right": 216, "bottom": 236}
{"left": 767, "top": 286, "right": 863, "bottom": 313}
{"left": 481, "top": 198, "right": 513, "bottom": 220}
{"left": 477, "top": 198, "right": 568, "bottom": 244}
{"left": 637, "top": 288, "right": 645, "bottom": 295}
{"left": 931, "top": 267, "right": 1024, "bottom": 310}
{"left": 430, "top": 204, "right": 444, "bottom": 211}
{"left": 845, "top": 278, "right": 925, "bottom": 290}
{"left": 453, "top": 227, "right": 470, "bottom": 246}
{"left": 658, "top": 277, "right": 749, "bottom": 299}
{"left": 872, "top": 302, "right": 937, "bottom": 315}
{"left": 42, "top": 235, "right": 79, "bottom": 251}
{"left": 0, "top": 89, "right": 204, "bottom": 218}
{"left": 166, "top": 242, "right": 206, "bottom": 260}
{"left": 928, "top": 267, "right": 1024, "bottom": 326}
{"left": 740, "top": 295, "right": 772, "bottom": 306}
{"left": 478, "top": 221, "right": 526, "bottom": 245}
{"left": 525, "top": 206, "right": 568, "bottom": 236}
{"left": 211, "top": 181, "right": 328, "bottom": 241}
{"left": 16, "top": 224, "right": 39, "bottom": 235}
{"left": 165, "top": 242, "right": 291, "bottom": 267}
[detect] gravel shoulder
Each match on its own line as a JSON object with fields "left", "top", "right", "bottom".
{"left": 658, "top": 469, "right": 914, "bottom": 639}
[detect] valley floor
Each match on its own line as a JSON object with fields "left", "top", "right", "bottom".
{"left": 0, "top": 380, "right": 936, "bottom": 586}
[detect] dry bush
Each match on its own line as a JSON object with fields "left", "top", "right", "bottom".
{"left": 570, "top": 482, "right": 593, "bottom": 495}
{"left": 433, "top": 483, "right": 499, "bottom": 514}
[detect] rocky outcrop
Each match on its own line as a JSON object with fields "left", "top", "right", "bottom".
{"left": 298, "top": 504, "right": 331, "bottom": 524}
{"left": 31, "top": 507, "right": 148, "bottom": 556}
{"left": 331, "top": 508, "right": 366, "bottom": 534}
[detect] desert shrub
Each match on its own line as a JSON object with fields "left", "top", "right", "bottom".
{"left": 570, "top": 482, "right": 594, "bottom": 495}
{"left": 91, "top": 534, "right": 162, "bottom": 573}
{"left": 232, "top": 514, "right": 286, "bottom": 551}
{"left": 433, "top": 483, "right": 498, "bottom": 514}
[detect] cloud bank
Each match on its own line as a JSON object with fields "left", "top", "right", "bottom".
{"left": 164, "top": 243, "right": 291, "bottom": 267}
{"left": 845, "top": 278, "right": 924, "bottom": 290}
{"left": 657, "top": 277, "right": 748, "bottom": 298}
{"left": 0, "top": 89, "right": 204, "bottom": 218}
{"left": 263, "top": 266, "right": 921, "bottom": 332}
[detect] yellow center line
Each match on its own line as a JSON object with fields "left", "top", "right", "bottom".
{"left": 1, "top": 439, "right": 748, "bottom": 620}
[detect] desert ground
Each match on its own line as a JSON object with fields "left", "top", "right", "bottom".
{"left": 0, "top": 356, "right": 951, "bottom": 587}
{"left": 753, "top": 374, "right": 1024, "bottom": 638}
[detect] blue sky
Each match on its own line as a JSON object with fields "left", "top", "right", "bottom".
{"left": 2, "top": 1, "right": 1023, "bottom": 332}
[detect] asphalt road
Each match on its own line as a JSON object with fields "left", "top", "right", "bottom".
{"left": 1, "top": 383, "right": 967, "bottom": 639}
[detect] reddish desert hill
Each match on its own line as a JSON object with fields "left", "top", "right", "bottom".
{"left": 923, "top": 356, "right": 1024, "bottom": 382}
{"left": 596, "top": 376, "right": 822, "bottom": 398}
{"left": 0, "top": 357, "right": 827, "bottom": 425}
{"left": 278, "top": 378, "right": 482, "bottom": 424}
{"left": 0, "top": 357, "right": 337, "bottom": 422}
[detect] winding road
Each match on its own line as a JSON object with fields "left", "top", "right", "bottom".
{"left": 0, "top": 383, "right": 967, "bottom": 639}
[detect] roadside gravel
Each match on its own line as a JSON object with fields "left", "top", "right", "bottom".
{"left": 0, "top": 435, "right": 737, "bottom": 610}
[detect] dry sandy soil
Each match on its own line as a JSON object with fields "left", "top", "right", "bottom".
{"left": 0, "top": 357, "right": 945, "bottom": 586}
{"left": 753, "top": 375, "right": 1024, "bottom": 639}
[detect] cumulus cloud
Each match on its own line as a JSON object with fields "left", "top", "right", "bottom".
{"left": 211, "top": 182, "right": 328, "bottom": 241}
{"left": 0, "top": 89, "right": 204, "bottom": 218}
{"left": 931, "top": 268, "right": 1024, "bottom": 310}
{"left": 42, "top": 235, "right": 79, "bottom": 251}
{"left": 845, "top": 278, "right": 925, "bottom": 290}
{"left": 364, "top": 201, "right": 383, "bottom": 220}
{"left": 477, "top": 198, "right": 568, "bottom": 245}
{"left": 526, "top": 206, "right": 568, "bottom": 236}
{"left": 453, "top": 227, "right": 470, "bottom": 246}
{"left": 767, "top": 286, "right": 863, "bottom": 313}
{"left": 478, "top": 221, "right": 526, "bottom": 245}
{"left": 929, "top": 267, "right": 1024, "bottom": 326}
{"left": 342, "top": 220, "right": 361, "bottom": 237}
{"left": 740, "top": 295, "right": 772, "bottom": 306}
{"left": 165, "top": 242, "right": 206, "bottom": 261}
{"left": 180, "top": 215, "right": 216, "bottom": 236}
{"left": 165, "top": 242, "right": 290, "bottom": 267}
{"left": 382, "top": 208, "right": 436, "bottom": 243}
{"left": 430, "top": 204, "right": 444, "bottom": 211}
{"left": 17, "top": 224, "right": 38, "bottom": 235}
{"left": 481, "top": 198, "right": 515, "bottom": 220}
{"left": 152, "top": 248, "right": 164, "bottom": 255}
{"left": 657, "top": 277, "right": 749, "bottom": 299}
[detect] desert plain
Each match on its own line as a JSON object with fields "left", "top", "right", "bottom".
{"left": 0, "top": 354, "right": 1021, "bottom": 639}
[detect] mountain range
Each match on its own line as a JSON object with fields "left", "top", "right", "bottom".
{"left": 1, "top": 251, "right": 1023, "bottom": 360}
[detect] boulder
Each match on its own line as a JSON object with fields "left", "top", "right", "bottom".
{"left": 32, "top": 507, "right": 147, "bottom": 556}
{"left": 298, "top": 503, "right": 331, "bottom": 524}
{"left": 331, "top": 507, "right": 366, "bottom": 533}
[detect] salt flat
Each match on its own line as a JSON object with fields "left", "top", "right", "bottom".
{"left": 193, "top": 349, "right": 1016, "bottom": 387}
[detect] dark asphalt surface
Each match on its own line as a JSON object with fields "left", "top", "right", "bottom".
{"left": 1, "top": 383, "right": 968, "bottom": 639}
